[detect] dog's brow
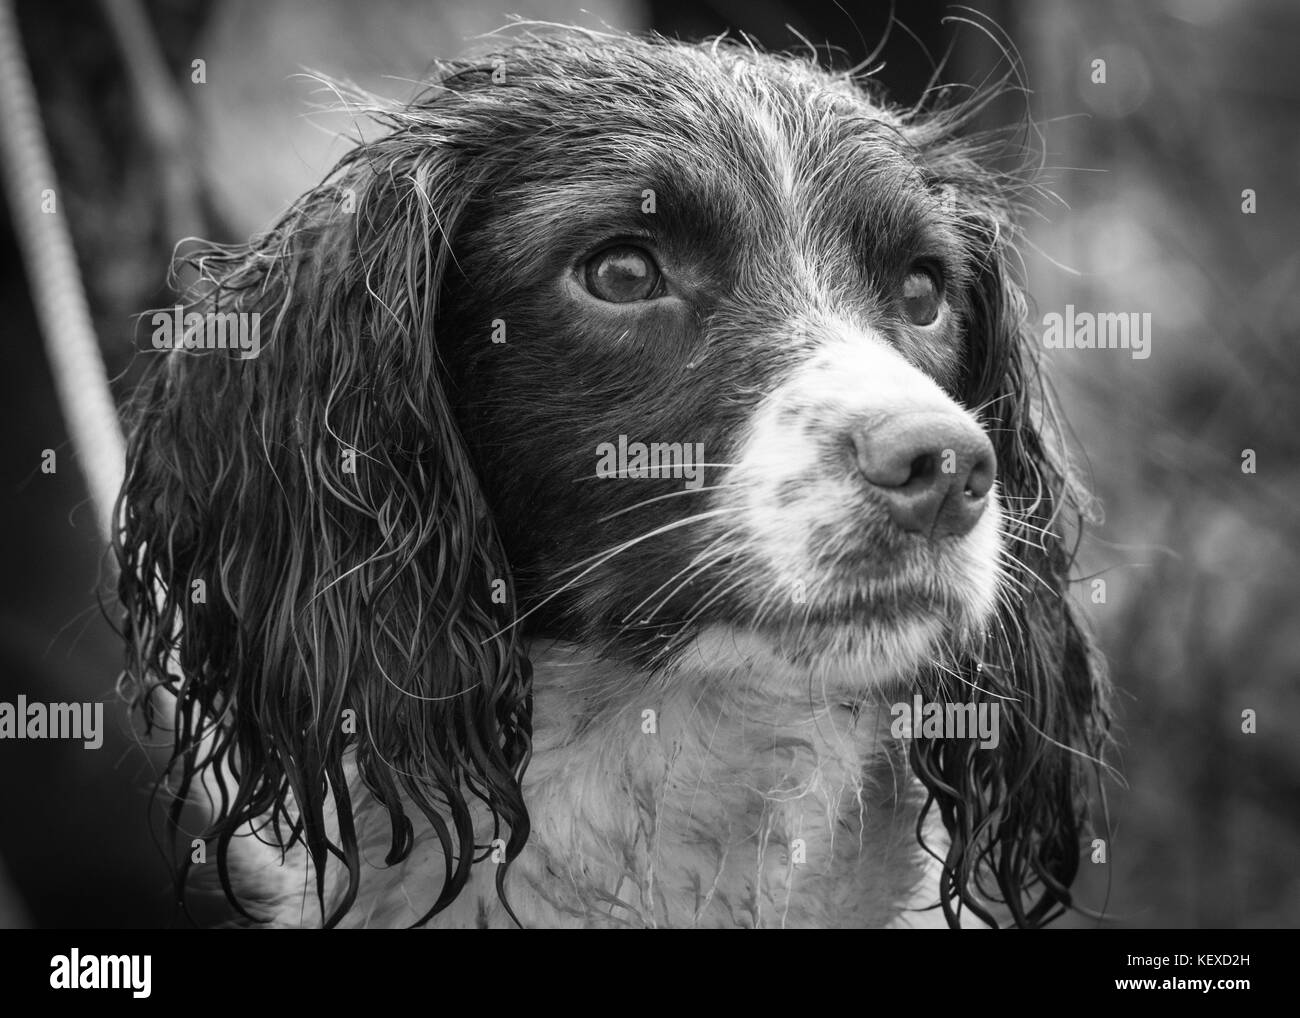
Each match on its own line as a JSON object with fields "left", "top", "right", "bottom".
{"left": 472, "top": 147, "right": 792, "bottom": 280}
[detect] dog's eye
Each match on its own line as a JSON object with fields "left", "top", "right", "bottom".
{"left": 902, "top": 265, "right": 943, "bottom": 326}
{"left": 583, "top": 246, "right": 662, "bottom": 303}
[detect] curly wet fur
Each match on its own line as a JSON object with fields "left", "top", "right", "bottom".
{"left": 114, "top": 27, "right": 1109, "bottom": 929}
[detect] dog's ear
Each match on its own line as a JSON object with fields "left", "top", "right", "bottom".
{"left": 114, "top": 78, "right": 532, "bottom": 927}
{"left": 905, "top": 127, "right": 1111, "bottom": 927}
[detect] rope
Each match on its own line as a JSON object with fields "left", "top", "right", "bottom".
{"left": 0, "top": 0, "right": 125, "bottom": 546}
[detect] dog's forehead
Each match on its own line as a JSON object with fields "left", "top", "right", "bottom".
{"left": 450, "top": 39, "right": 917, "bottom": 178}
{"left": 456, "top": 41, "right": 940, "bottom": 277}
{"left": 544, "top": 43, "right": 909, "bottom": 165}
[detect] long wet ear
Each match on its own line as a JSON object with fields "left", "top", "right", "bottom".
{"left": 114, "top": 75, "right": 532, "bottom": 927}
{"left": 906, "top": 121, "right": 1111, "bottom": 928}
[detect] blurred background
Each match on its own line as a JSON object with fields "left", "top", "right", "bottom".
{"left": 1, "top": 0, "right": 1295, "bottom": 928}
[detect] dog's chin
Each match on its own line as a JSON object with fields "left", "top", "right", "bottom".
{"left": 676, "top": 605, "right": 969, "bottom": 700}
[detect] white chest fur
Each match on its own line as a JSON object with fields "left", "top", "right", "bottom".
{"left": 231, "top": 639, "right": 942, "bottom": 928}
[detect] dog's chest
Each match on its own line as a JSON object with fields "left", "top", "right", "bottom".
{"left": 239, "top": 649, "right": 935, "bottom": 928}
{"left": 341, "top": 655, "right": 930, "bottom": 928}
{"left": 501, "top": 703, "right": 931, "bottom": 929}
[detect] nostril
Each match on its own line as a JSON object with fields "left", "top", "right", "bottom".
{"left": 904, "top": 453, "right": 937, "bottom": 488}
{"left": 963, "top": 451, "right": 995, "bottom": 500}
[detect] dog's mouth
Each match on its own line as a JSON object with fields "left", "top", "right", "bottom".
{"left": 707, "top": 552, "right": 1000, "bottom": 678}
{"left": 700, "top": 492, "right": 1005, "bottom": 655}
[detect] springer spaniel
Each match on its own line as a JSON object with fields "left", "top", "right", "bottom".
{"left": 115, "top": 28, "right": 1108, "bottom": 929}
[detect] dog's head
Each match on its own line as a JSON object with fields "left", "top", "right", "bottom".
{"left": 116, "top": 29, "right": 1108, "bottom": 928}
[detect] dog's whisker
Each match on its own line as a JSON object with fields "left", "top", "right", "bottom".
{"left": 551, "top": 508, "right": 734, "bottom": 578}
{"left": 483, "top": 508, "right": 735, "bottom": 642}
{"left": 620, "top": 530, "right": 739, "bottom": 625}
{"left": 597, "top": 485, "right": 740, "bottom": 522}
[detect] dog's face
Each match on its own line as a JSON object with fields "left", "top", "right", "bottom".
{"left": 441, "top": 50, "right": 1002, "bottom": 683}
{"left": 118, "top": 32, "right": 1106, "bottom": 929}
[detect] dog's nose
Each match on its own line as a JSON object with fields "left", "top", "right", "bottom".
{"left": 852, "top": 412, "right": 996, "bottom": 538}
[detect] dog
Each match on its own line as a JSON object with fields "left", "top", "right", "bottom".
{"left": 114, "top": 27, "right": 1109, "bottom": 929}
